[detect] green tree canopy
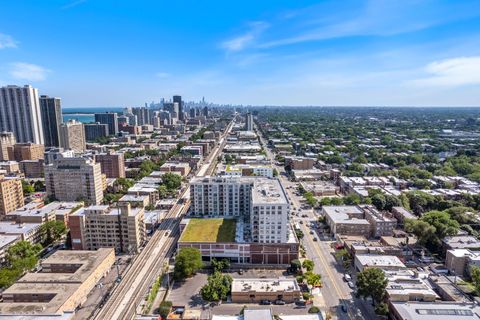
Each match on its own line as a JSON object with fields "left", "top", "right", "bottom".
{"left": 39, "top": 220, "right": 67, "bottom": 246}
{"left": 200, "top": 271, "right": 233, "bottom": 302}
{"left": 356, "top": 268, "right": 388, "bottom": 305}
{"left": 174, "top": 247, "right": 203, "bottom": 280}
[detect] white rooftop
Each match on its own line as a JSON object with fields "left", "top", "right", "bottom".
{"left": 232, "top": 278, "right": 299, "bottom": 293}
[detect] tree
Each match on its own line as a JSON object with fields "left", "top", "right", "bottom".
{"left": 158, "top": 300, "right": 172, "bottom": 319}
{"left": 211, "top": 258, "right": 230, "bottom": 273}
{"left": 290, "top": 259, "right": 302, "bottom": 273}
{"left": 33, "top": 180, "right": 45, "bottom": 192}
{"left": 273, "top": 169, "right": 279, "bottom": 177}
{"left": 162, "top": 173, "right": 182, "bottom": 191}
{"left": 304, "top": 271, "right": 322, "bottom": 287}
{"left": 22, "top": 180, "right": 34, "bottom": 195}
{"left": 173, "top": 248, "right": 203, "bottom": 280}
{"left": 371, "top": 194, "right": 386, "bottom": 211}
{"left": 304, "top": 192, "right": 317, "bottom": 207}
{"left": 302, "top": 259, "right": 314, "bottom": 272}
{"left": 200, "top": 272, "right": 233, "bottom": 302}
{"left": 158, "top": 185, "right": 169, "bottom": 199}
{"left": 471, "top": 266, "right": 480, "bottom": 296}
{"left": 356, "top": 268, "right": 387, "bottom": 305}
{"left": 39, "top": 220, "right": 67, "bottom": 246}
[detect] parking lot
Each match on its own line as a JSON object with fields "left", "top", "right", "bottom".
{"left": 166, "top": 268, "right": 310, "bottom": 317}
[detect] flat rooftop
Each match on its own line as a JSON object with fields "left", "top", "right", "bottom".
{"left": 180, "top": 218, "right": 236, "bottom": 243}
{"left": 323, "top": 206, "right": 370, "bottom": 225}
{"left": 252, "top": 178, "right": 288, "bottom": 205}
{"left": 390, "top": 301, "right": 480, "bottom": 320}
{"left": 232, "top": 278, "right": 299, "bottom": 293}
{"left": 356, "top": 254, "right": 406, "bottom": 269}
{"left": 0, "top": 222, "right": 40, "bottom": 235}
{"left": 0, "top": 248, "right": 114, "bottom": 315}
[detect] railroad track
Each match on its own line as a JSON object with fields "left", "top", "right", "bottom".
{"left": 92, "top": 198, "right": 190, "bottom": 320}
{"left": 92, "top": 121, "right": 233, "bottom": 320}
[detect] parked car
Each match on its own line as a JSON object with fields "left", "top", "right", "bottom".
{"left": 260, "top": 300, "right": 271, "bottom": 305}
{"left": 313, "top": 237, "right": 318, "bottom": 241}
{"left": 295, "top": 299, "right": 306, "bottom": 307}
{"left": 309, "top": 231, "right": 314, "bottom": 235}
{"left": 275, "top": 300, "right": 286, "bottom": 305}
{"left": 347, "top": 281, "right": 355, "bottom": 289}
{"left": 341, "top": 304, "right": 348, "bottom": 312}
{"left": 343, "top": 274, "right": 352, "bottom": 282}
{"left": 238, "top": 269, "right": 244, "bottom": 275}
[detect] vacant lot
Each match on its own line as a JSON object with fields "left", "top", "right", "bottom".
{"left": 180, "top": 218, "right": 236, "bottom": 242}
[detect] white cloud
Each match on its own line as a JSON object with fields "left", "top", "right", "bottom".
{"left": 155, "top": 72, "right": 170, "bottom": 78}
{"left": 0, "top": 33, "right": 17, "bottom": 49}
{"left": 410, "top": 56, "right": 480, "bottom": 87}
{"left": 9, "top": 62, "right": 51, "bottom": 81}
{"left": 221, "top": 21, "right": 269, "bottom": 52}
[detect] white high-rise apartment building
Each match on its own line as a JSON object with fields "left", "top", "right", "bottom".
{"left": 251, "top": 179, "right": 290, "bottom": 243}
{"left": 190, "top": 176, "right": 252, "bottom": 217}
{"left": 190, "top": 176, "right": 290, "bottom": 243}
{"left": 0, "top": 85, "right": 44, "bottom": 144}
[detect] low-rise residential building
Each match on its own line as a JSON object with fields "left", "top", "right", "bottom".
{"left": 0, "top": 235, "right": 19, "bottom": 264}
{"left": 284, "top": 156, "right": 315, "bottom": 170}
{"left": 385, "top": 270, "right": 438, "bottom": 302}
{"left": 443, "top": 235, "right": 480, "bottom": 252}
{"left": 389, "top": 301, "right": 480, "bottom": 320}
{"left": 220, "top": 164, "right": 273, "bottom": 178}
{"left": 445, "top": 249, "right": 480, "bottom": 276}
{"left": 0, "top": 248, "right": 115, "bottom": 317}
{"left": 354, "top": 254, "right": 406, "bottom": 272}
{"left": 0, "top": 221, "right": 42, "bottom": 243}
{"left": 159, "top": 162, "right": 191, "bottom": 177}
{"left": 323, "top": 206, "right": 371, "bottom": 237}
{"left": 323, "top": 205, "right": 396, "bottom": 238}
{"left": 231, "top": 278, "right": 301, "bottom": 303}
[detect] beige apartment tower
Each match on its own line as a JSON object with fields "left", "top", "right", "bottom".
{"left": 59, "top": 120, "right": 86, "bottom": 153}
{"left": 10, "top": 143, "right": 45, "bottom": 161}
{"left": 45, "top": 157, "right": 103, "bottom": 205}
{"left": 69, "top": 203, "right": 146, "bottom": 253}
{"left": 0, "top": 175, "right": 24, "bottom": 216}
{"left": 94, "top": 152, "right": 125, "bottom": 178}
{"left": 0, "top": 132, "right": 15, "bottom": 161}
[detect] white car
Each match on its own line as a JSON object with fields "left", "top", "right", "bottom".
{"left": 343, "top": 274, "right": 352, "bottom": 282}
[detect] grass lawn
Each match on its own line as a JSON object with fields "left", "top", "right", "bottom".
{"left": 180, "top": 218, "right": 236, "bottom": 242}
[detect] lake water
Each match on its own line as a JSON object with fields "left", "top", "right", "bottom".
{"left": 62, "top": 107, "right": 123, "bottom": 123}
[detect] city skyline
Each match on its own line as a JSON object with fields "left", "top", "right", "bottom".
{"left": 1, "top": 0, "right": 480, "bottom": 107}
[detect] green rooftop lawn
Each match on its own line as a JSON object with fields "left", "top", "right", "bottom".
{"left": 180, "top": 218, "right": 236, "bottom": 243}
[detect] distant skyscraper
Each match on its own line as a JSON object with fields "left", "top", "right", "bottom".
{"left": 84, "top": 123, "right": 109, "bottom": 141}
{"left": 132, "top": 107, "right": 151, "bottom": 125}
{"left": 173, "top": 95, "right": 184, "bottom": 121}
{"left": 203, "top": 106, "right": 209, "bottom": 117}
{"left": 39, "top": 95, "right": 62, "bottom": 147}
{"left": 94, "top": 112, "right": 118, "bottom": 136}
{"left": 0, "top": 85, "right": 44, "bottom": 144}
{"left": 245, "top": 112, "right": 253, "bottom": 131}
{"left": 59, "top": 120, "right": 86, "bottom": 153}
{"left": 189, "top": 108, "right": 196, "bottom": 118}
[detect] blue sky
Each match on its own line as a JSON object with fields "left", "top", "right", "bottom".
{"left": 1, "top": 0, "right": 480, "bottom": 107}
